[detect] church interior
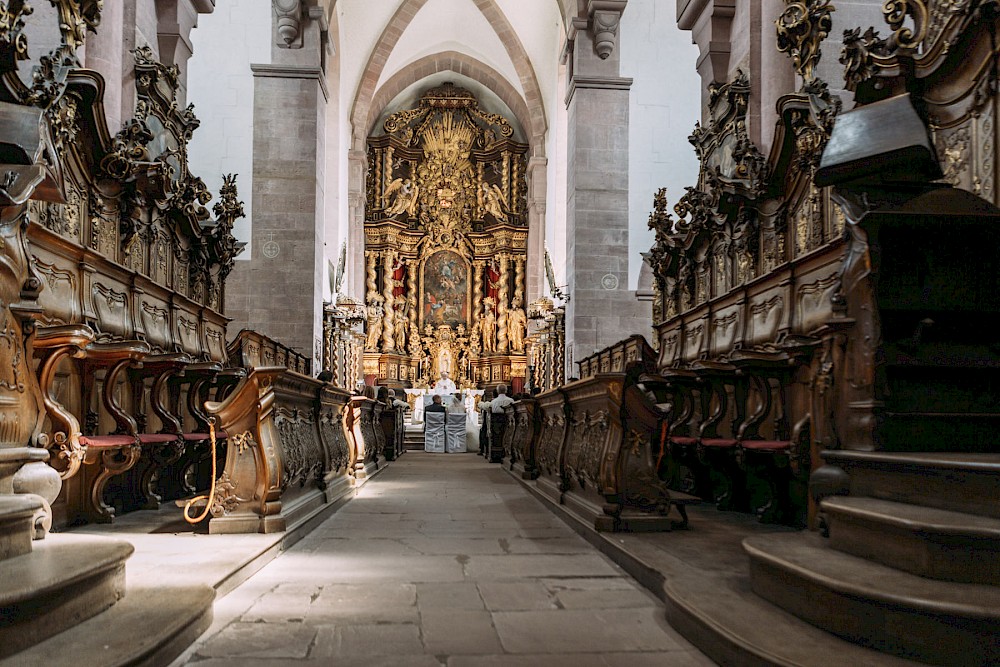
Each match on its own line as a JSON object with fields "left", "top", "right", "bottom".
{"left": 2, "top": 0, "right": 1000, "bottom": 665}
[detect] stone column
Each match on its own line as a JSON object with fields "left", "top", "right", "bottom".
{"left": 564, "top": 1, "right": 649, "bottom": 370}
{"left": 84, "top": 0, "right": 125, "bottom": 132}
{"left": 225, "top": 3, "right": 328, "bottom": 359}
{"left": 348, "top": 150, "right": 368, "bottom": 300}
{"left": 407, "top": 261, "right": 418, "bottom": 352}
{"left": 526, "top": 157, "right": 547, "bottom": 304}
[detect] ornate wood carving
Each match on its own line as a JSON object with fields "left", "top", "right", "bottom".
{"left": 365, "top": 84, "right": 528, "bottom": 388}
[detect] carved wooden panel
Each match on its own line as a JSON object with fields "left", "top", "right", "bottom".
{"left": 275, "top": 407, "right": 323, "bottom": 491}
{"left": 746, "top": 292, "right": 784, "bottom": 347}
{"left": 796, "top": 269, "right": 840, "bottom": 334}
{"left": 91, "top": 280, "right": 132, "bottom": 338}
{"left": 682, "top": 318, "right": 708, "bottom": 362}
{"left": 175, "top": 311, "right": 201, "bottom": 356}
{"left": 32, "top": 257, "right": 79, "bottom": 326}
{"left": 140, "top": 300, "right": 171, "bottom": 351}
{"left": 710, "top": 306, "right": 742, "bottom": 357}
{"left": 657, "top": 326, "right": 682, "bottom": 369}
{"left": 205, "top": 324, "right": 226, "bottom": 361}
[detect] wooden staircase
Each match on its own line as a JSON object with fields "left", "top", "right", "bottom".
{"left": 744, "top": 452, "right": 1000, "bottom": 665}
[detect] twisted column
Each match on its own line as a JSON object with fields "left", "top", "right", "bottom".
{"left": 382, "top": 249, "right": 396, "bottom": 351}
{"left": 514, "top": 256, "right": 525, "bottom": 306}
{"left": 497, "top": 254, "right": 510, "bottom": 353}
{"left": 364, "top": 251, "right": 377, "bottom": 304}
{"left": 407, "top": 261, "right": 418, "bottom": 352}
{"left": 472, "top": 259, "right": 485, "bottom": 336}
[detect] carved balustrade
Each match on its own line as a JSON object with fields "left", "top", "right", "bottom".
{"left": 524, "top": 373, "right": 674, "bottom": 532}
{"left": 228, "top": 329, "right": 311, "bottom": 375}
{"left": 347, "top": 395, "right": 386, "bottom": 480}
{"left": 200, "top": 367, "right": 354, "bottom": 534}
{"left": 508, "top": 398, "right": 540, "bottom": 480}
{"left": 577, "top": 334, "right": 656, "bottom": 379}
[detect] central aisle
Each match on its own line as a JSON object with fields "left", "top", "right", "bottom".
{"left": 171, "top": 453, "right": 715, "bottom": 666}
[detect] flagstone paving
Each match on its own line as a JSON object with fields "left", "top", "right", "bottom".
{"left": 170, "top": 452, "right": 716, "bottom": 666}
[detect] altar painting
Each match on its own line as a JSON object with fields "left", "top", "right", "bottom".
{"left": 422, "top": 250, "right": 469, "bottom": 328}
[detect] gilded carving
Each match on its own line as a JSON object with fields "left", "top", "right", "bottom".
{"left": 775, "top": 0, "right": 834, "bottom": 82}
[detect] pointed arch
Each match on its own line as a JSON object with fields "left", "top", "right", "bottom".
{"left": 366, "top": 51, "right": 535, "bottom": 146}
{"left": 350, "top": 0, "right": 547, "bottom": 155}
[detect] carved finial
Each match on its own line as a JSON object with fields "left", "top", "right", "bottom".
{"left": 647, "top": 188, "right": 674, "bottom": 233}
{"left": 775, "top": 0, "right": 835, "bottom": 83}
{"left": 213, "top": 174, "right": 246, "bottom": 224}
{"left": 0, "top": 0, "right": 34, "bottom": 68}
{"left": 52, "top": 0, "right": 103, "bottom": 51}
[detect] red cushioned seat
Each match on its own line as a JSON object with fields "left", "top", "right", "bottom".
{"left": 700, "top": 438, "right": 738, "bottom": 448}
{"left": 740, "top": 440, "right": 790, "bottom": 452}
{"left": 138, "top": 433, "right": 179, "bottom": 444}
{"left": 670, "top": 436, "right": 698, "bottom": 446}
{"left": 79, "top": 434, "right": 138, "bottom": 448}
{"left": 183, "top": 430, "right": 228, "bottom": 440}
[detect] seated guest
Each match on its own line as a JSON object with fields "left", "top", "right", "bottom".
{"left": 491, "top": 384, "right": 515, "bottom": 413}
{"left": 478, "top": 389, "right": 494, "bottom": 455}
{"left": 387, "top": 389, "right": 410, "bottom": 412}
{"left": 317, "top": 370, "right": 334, "bottom": 383}
{"left": 425, "top": 394, "right": 447, "bottom": 413}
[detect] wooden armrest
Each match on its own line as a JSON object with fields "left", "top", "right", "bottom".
{"left": 83, "top": 340, "right": 150, "bottom": 364}
{"left": 82, "top": 340, "right": 150, "bottom": 437}
{"left": 130, "top": 353, "right": 193, "bottom": 435}
{"left": 32, "top": 325, "right": 97, "bottom": 480}
{"left": 34, "top": 324, "right": 96, "bottom": 352}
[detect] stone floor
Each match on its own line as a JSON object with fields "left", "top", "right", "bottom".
{"left": 169, "top": 452, "right": 716, "bottom": 666}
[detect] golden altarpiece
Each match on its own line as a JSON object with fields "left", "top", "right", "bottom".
{"left": 363, "top": 84, "right": 530, "bottom": 391}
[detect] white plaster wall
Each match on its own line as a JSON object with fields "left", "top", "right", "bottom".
{"left": 380, "top": 0, "right": 522, "bottom": 94}
{"left": 493, "top": 0, "right": 563, "bottom": 115}
{"left": 187, "top": 0, "right": 271, "bottom": 255}
{"left": 621, "top": 0, "right": 702, "bottom": 289}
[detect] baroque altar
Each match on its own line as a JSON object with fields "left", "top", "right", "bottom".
{"left": 363, "top": 84, "right": 529, "bottom": 391}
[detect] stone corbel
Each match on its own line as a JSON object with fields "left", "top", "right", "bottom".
{"left": 586, "top": 1, "right": 628, "bottom": 60}
{"left": 274, "top": 0, "right": 304, "bottom": 49}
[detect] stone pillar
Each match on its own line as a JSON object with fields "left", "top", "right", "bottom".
{"left": 564, "top": 1, "right": 649, "bottom": 372}
{"left": 84, "top": 0, "right": 125, "bottom": 132}
{"left": 225, "top": 3, "right": 327, "bottom": 359}
{"left": 347, "top": 149, "right": 368, "bottom": 301}
{"left": 527, "top": 156, "right": 547, "bottom": 304}
{"left": 677, "top": 0, "right": 736, "bottom": 113}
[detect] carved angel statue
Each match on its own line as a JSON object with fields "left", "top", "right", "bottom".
{"left": 384, "top": 178, "right": 419, "bottom": 218}
{"left": 507, "top": 299, "right": 527, "bottom": 353}
{"left": 481, "top": 297, "right": 497, "bottom": 353}
{"left": 394, "top": 302, "right": 408, "bottom": 352}
{"left": 478, "top": 182, "right": 509, "bottom": 222}
{"left": 365, "top": 300, "right": 384, "bottom": 350}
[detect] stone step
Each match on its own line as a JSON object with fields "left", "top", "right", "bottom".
{"left": 821, "top": 450, "right": 1000, "bottom": 518}
{"left": 0, "top": 534, "right": 134, "bottom": 659}
{"left": 823, "top": 496, "right": 1000, "bottom": 585}
{"left": 744, "top": 532, "right": 1000, "bottom": 665}
{"left": 0, "top": 494, "right": 42, "bottom": 562}
{"left": 2, "top": 582, "right": 214, "bottom": 666}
